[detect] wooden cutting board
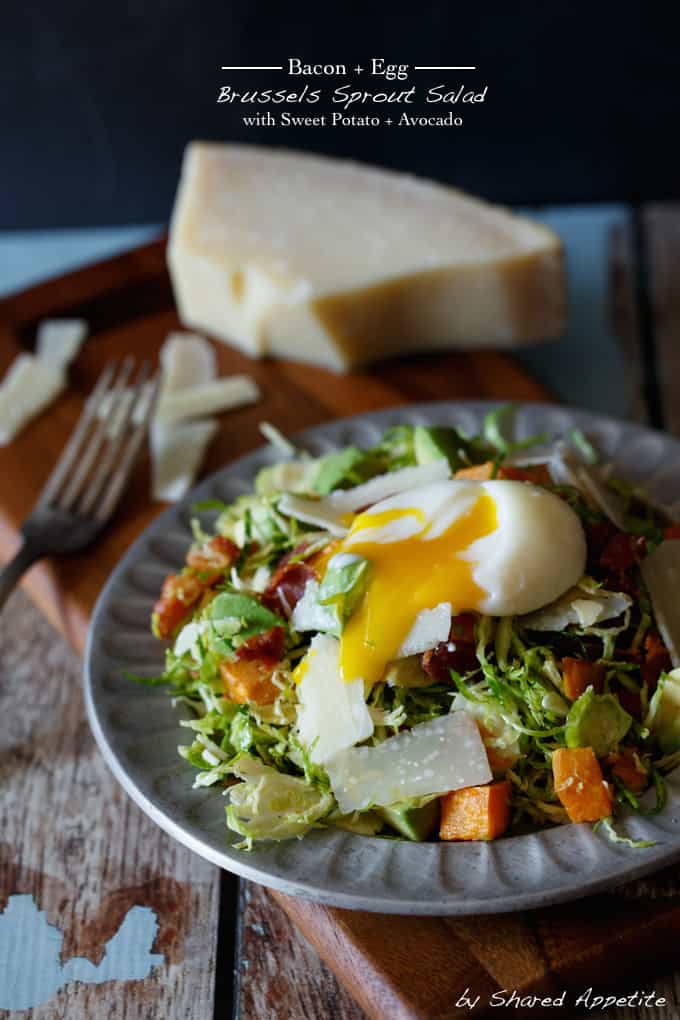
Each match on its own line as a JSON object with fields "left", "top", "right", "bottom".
{"left": 0, "top": 237, "right": 548, "bottom": 651}
{"left": 2, "top": 236, "right": 677, "bottom": 1020}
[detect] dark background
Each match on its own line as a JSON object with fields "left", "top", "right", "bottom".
{"left": 2, "top": 0, "right": 679, "bottom": 228}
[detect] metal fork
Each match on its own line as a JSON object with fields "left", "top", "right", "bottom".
{"left": 0, "top": 358, "right": 160, "bottom": 612}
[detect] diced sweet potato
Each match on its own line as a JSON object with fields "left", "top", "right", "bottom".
{"left": 562, "top": 657, "right": 605, "bottom": 700}
{"left": 219, "top": 657, "right": 280, "bottom": 705}
{"left": 152, "top": 573, "right": 204, "bottom": 639}
{"left": 454, "top": 462, "right": 494, "bottom": 481}
{"left": 237, "top": 626, "right": 286, "bottom": 664}
{"left": 552, "top": 747, "right": 613, "bottom": 822}
{"left": 608, "top": 748, "right": 648, "bottom": 794}
{"left": 439, "top": 780, "right": 511, "bottom": 841}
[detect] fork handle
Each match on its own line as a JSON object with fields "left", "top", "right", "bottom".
{"left": 0, "top": 541, "right": 43, "bottom": 612}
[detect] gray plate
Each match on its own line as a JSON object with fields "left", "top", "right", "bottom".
{"left": 84, "top": 401, "right": 680, "bottom": 915}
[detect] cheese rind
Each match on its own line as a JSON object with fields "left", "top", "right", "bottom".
{"left": 168, "top": 143, "right": 566, "bottom": 370}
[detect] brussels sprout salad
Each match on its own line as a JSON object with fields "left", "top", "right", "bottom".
{"left": 137, "top": 408, "right": 680, "bottom": 848}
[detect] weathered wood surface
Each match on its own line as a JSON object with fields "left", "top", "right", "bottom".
{"left": 0, "top": 589, "right": 221, "bottom": 1018}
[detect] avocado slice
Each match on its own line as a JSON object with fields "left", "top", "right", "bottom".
{"left": 413, "top": 426, "right": 461, "bottom": 470}
{"left": 383, "top": 656, "right": 433, "bottom": 688}
{"left": 646, "top": 668, "right": 680, "bottom": 754}
{"left": 313, "top": 446, "right": 365, "bottom": 495}
{"left": 565, "top": 688, "right": 632, "bottom": 757}
{"left": 377, "top": 796, "right": 440, "bottom": 841}
{"left": 255, "top": 460, "right": 319, "bottom": 496}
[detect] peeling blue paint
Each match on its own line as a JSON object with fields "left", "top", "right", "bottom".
{"left": 0, "top": 894, "right": 164, "bottom": 1009}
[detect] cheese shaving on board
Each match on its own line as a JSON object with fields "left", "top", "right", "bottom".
{"left": 35, "top": 319, "right": 88, "bottom": 369}
{"left": 156, "top": 375, "right": 260, "bottom": 424}
{"left": 0, "top": 318, "right": 89, "bottom": 444}
{"left": 151, "top": 334, "right": 219, "bottom": 502}
{"left": 160, "top": 332, "right": 217, "bottom": 389}
{"left": 0, "top": 354, "right": 65, "bottom": 445}
{"left": 151, "top": 419, "right": 219, "bottom": 503}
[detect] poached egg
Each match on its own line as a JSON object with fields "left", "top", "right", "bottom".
{"left": 337, "top": 478, "right": 586, "bottom": 684}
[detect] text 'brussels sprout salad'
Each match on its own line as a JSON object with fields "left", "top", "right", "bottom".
{"left": 137, "top": 408, "right": 680, "bottom": 849}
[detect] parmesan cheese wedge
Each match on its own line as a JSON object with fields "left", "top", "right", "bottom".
{"left": 168, "top": 143, "right": 566, "bottom": 370}
{"left": 295, "top": 634, "right": 374, "bottom": 764}
{"left": 326, "top": 710, "right": 492, "bottom": 814}
{"left": 0, "top": 354, "right": 65, "bottom": 445}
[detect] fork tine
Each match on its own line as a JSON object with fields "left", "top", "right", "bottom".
{"left": 94, "top": 372, "right": 161, "bottom": 523}
{"left": 77, "top": 362, "right": 151, "bottom": 517}
{"left": 57, "top": 357, "right": 135, "bottom": 512}
{"left": 37, "top": 360, "right": 118, "bottom": 509}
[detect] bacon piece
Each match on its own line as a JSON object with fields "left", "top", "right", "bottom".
{"left": 600, "top": 532, "right": 645, "bottom": 573}
{"left": 641, "top": 631, "right": 672, "bottom": 690}
{"left": 422, "top": 614, "right": 479, "bottom": 681}
{"left": 236, "top": 626, "right": 286, "bottom": 664}
{"left": 449, "top": 613, "right": 477, "bottom": 644}
{"left": 152, "top": 573, "right": 204, "bottom": 639}
{"left": 455, "top": 462, "right": 552, "bottom": 485}
{"left": 262, "top": 561, "right": 317, "bottom": 616}
{"left": 615, "top": 685, "right": 642, "bottom": 721}
{"left": 664, "top": 524, "right": 680, "bottom": 541}
{"left": 499, "top": 463, "right": 552, "bottom": 486}
{"left": 585, "top": 520, "right": 617, "bottom": 559}
{"left": 186, "top": 535, "right": 239, "bottom": 584}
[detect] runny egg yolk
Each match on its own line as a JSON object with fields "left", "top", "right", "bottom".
{"left": 338, "top": 491, "right": 497, "bottom": 685}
